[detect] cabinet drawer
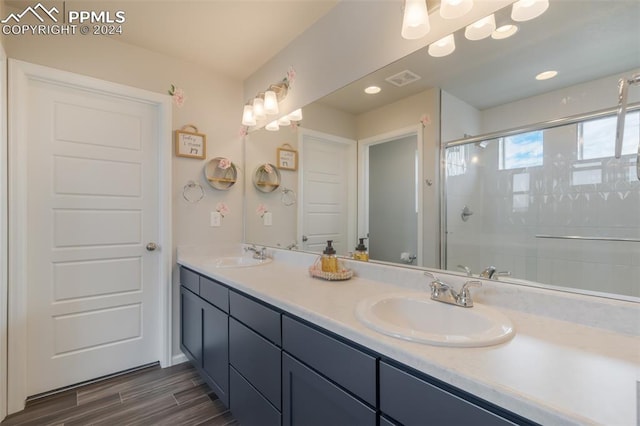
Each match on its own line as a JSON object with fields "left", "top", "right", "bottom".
{"left": 282, "top": 315, "right": 376, "bottom": 406}
{"left": 229, "top": 318, "right": 281, "bottom": 408}
{"left": 282, "top": 353, "right": 376, "bottom": 426}
{"left": 380, "top": 361, "right": 514, "bottom": 426}
{"left": 179, "top": 267, "right": 199, "bottom": 294}
{"left": 200, "top": 276, "right": 229, "bottom": 312}
{"left": 229, "top": 291, "right": 281, "bottom": 345}
{"left": 230, "top": 366, "right": 281, "bottom": 426}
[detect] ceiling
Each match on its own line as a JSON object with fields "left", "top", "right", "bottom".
{"left": 5, "top": 0, "right": 339, "bottom": 80}
{"left": 318, "top": 0, "right": 640, "bottom": 114}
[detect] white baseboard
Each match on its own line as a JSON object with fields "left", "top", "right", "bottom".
{"left": 171, "top": 352, "right": 188, "bottom": 366}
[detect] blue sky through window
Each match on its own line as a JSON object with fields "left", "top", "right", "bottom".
{"left": 499, "top": 131, "right": 544, "bottom": 170}
{"left": 580, "top": 112, "right": 639, "bottom": 160}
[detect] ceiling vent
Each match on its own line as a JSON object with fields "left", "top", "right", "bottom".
{"left": 385, "top": 70, "right": 422, "bottom": 87}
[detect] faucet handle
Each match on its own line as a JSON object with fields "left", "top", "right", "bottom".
{"left": 458, "top": 280, "right": 482, "bottom": 307}
{"left": 493, "top": 271, "right": 511, "bottom": 280}
{"left": 457, "top": 264, "right": 472, "bottom": 277}
{"left": 424, "top": 271, "right": 449, "bottom": 296}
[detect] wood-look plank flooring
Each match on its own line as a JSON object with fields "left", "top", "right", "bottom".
{"left": 1, "top": 362, "right": 237, "bottom": 426}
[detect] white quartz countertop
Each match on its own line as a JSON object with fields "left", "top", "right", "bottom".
{"left": 177, "top": 248, "right": 639, "bottom": 426}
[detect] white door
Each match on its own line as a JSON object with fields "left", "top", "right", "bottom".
{"left": 298, "top": 129, "right": 357, "bottom": 255}
{"left": 8, "top": 60, "right": 171, "bottom": 408}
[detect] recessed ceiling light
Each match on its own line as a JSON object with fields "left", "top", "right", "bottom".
{"left": 491, "top": 24, "right": 518, "bottom": 40}
{"left": 364, "top": 86, "right": 381, "bottom": 94}
{"left": 536, "top": 70, "right": 558, "bottom": 80}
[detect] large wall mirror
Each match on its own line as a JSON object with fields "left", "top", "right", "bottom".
{"left": 244, "top": 0, "right": 640, "bottom": 299}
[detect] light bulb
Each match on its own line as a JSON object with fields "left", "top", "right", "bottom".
{"left": 252, "top": 97, "right": 265, "bottom": 120}
{"left": 242, "top": 104, "right": 256, "bottom": 126}
{"left": 428, "top": 34, "right": 456, "bottom": 57}
{"left": 264, "top": 90, "right": 279, "bottom": 115}
{"left": 465, "top": 14, "right": 496, "bottom": 40}
{"left": 265, "top": 120, "right": 280, "bottom": 131}
{"left": 440, "top": 0, "right": 473, "bottom": 19}
{"left": 288, "top": 108, "right": 303, "bottom": 121}
{"left": 492, "top": 24, "right": 518, "bottom": 40}
{"left": 401, "top": 0, "right": 430, "bottom": 40}
{"left": 511, "top": 0, "right": 549, "bottom": 22}
{"left": 278, "top": 115, "right": 291, "bottom": 126}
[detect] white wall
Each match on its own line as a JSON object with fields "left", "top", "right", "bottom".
{"left": 441, "top": 90, "right": 481, "bottom": 143}
{"left": 481, "top": 69, "right": 640, "bottom": 133}
{"left": 4, "top": 33, "right": 244, "bottom": 360}
{"left": 357, "top": 89, "right": 440, "bottom": 267}
{"left": 244, "top": 127, "right": 300, "bottom": 249}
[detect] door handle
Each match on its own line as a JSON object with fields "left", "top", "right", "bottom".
{"left": 146, "top": 242, "right": 158, "bottom": 251}
{"left": 302, "top": 235, "right": 308, "bottom": 242}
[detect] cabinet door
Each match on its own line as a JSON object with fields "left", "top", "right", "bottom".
{"left": 282, "top": 353, "right": 376, "bottom": 426}
{"left": 202, "top": 301, "right": 229, "bottom": 407}
{"left": 380, "top": 361, "right": 515, "bottom": 426}
{"left": 180, "top": 286, "right": 202, "bottom": 364}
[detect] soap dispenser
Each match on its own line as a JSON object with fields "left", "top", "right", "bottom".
{"left": 353, "top": 238, "right": 369, "bottom": 261}
{"left": 321, "top": 240, "right": 338, "bottom": 273}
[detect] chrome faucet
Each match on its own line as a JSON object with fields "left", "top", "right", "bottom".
{"left": 245, "top": 245, "right": 267, "bottom": 260}
{"left": 425, "top": 272, "right": 482, "bottom": 308}
{"left": 479, "top": 266, "right": 511, "bottom": 280}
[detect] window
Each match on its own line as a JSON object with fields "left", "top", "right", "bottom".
{"left": 498, "top": 131, "right": 544, "bottom": 170}
{"left": 578, "top": 112, "right": 639, "bottom": 160}
{"left": 446, "top": 145, "right": 467, "bottom": 177}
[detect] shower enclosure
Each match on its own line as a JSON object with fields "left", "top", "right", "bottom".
{"left": 443, "top": 107, "right": 640, "bottom": 298}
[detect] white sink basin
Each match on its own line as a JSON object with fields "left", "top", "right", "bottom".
{"left": 207, "top": 256, "right": 272, "bottom": 268}
{"left": 356, "top": 292, "right": 515, "bottom": 347}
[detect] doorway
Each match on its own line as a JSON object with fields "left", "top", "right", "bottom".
{"left": 7, "top": 60, "right": 172, "bottom": 414}
{"left": 359, "top": 126, "right": 423, "bottom": 266}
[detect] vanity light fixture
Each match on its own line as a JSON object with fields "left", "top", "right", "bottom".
{"left": 511, "top": 0, "right": 549, "bottom": 22}
{"left": 242, "top": 104, "right": 256, "bottom": 126}
{"left": 264, "top": 90, "right": 279, "bottom": 115}
{"left": 536, "top": 70, "right": 558, "bottom": 80}
{"left": 401, "top": 0, "right": 430, "bottom": 40}
{"left": 491, "top": 24, "right": 518, "bottom": 40}
{"left": 364, "top": 85, "right": 382, "bottom": 94}
{"left": 265, "top": 120, "right": 280, "bottom": 131}
{"left": 252, "top": 97, "right": 266, "bottom": 121}
{"left": 464, "top": 14, "right": 496, "bottom": 40}
{"left": 241, "top": 67, "right": 296, "bottom": 129}
{"left": 288, "top": 108, "right": 303, "bottom": 121}
{"left": 428, "top": 34, "right": 456, "bottom": 57}
{"left": 440, "top": 0, "right": 474, "bottom": 20}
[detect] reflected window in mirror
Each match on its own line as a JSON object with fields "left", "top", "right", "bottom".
{"left": 498, "top": 131, "right": 544, "bottom": 170}
{"left": 578, "top": 112, "right": 639, "bottom": 160}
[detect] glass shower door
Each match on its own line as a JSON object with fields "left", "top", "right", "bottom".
{"left": 444, "top": 111, "right": 640, "bottom": 297}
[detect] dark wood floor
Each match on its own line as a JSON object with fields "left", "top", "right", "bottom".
{"left": 1, "top": 362, "right": 237, "bottom": 426}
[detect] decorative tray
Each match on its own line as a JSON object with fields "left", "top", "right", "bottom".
{"left": 308, "top": 257, "right": 353, "bottom": 281}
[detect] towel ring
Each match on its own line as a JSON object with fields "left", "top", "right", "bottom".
{"left": 183, "top": 180, "right": 205, "bottom": 203}
{"left": 281, "top": 187, "right": 296, "bottom": 206}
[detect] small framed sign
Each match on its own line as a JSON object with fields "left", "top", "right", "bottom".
{"left": 175, "top": 126, "right": 206, "bottom": 159}
{"left": 277, "top": 145, "right": 298, "bottom": 171}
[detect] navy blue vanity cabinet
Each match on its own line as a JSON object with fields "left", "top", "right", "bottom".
{"left": 228, "top": 291, "right": 282, "bottom": 426}
{"left": 282, "top": 315, "right": 377, "bottom": 426}
{"left": 179, "top": 286, "right": 202, "bottom": 364}
{"left": 379, "top": 361, "right": 521, "bottom": 426}
{"left": 179, "top": 268, "right": 229, "bottom": 407}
